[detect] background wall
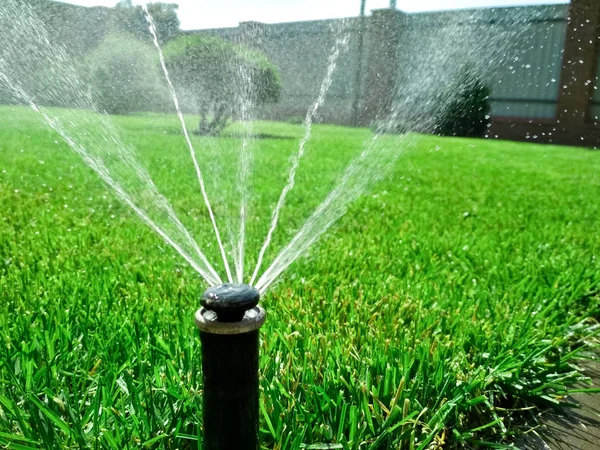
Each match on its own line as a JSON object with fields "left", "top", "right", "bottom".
{"left": 190, "top": 2, "right": 600, "bottom": 147}
{"left": 19, "top": 0, "right": 600, "bottom": 147}
{"left": 198, "top": 18, "right": 367, "bottom": 125}
{"left": 191, "top": 5, "right": 572, "bottom": 125}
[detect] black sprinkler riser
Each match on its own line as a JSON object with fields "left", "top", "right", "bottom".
{"left": 200, "top": 329, "right": 260, "bottom": 450}
{"left": 195, "top": 283, "right": 266, "bottom": 450}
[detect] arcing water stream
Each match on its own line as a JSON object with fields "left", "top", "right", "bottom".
{"left": 0, "top": 0, "right": 532, "bottom": 291}
{"left": 143, "top": 3, "right": 233, "bottom": 283}
{"left": 0, "top": 0, "right": 222, "bottom": 285}
{"left": 249, "top": 28, "right": 351, "bottom": 287}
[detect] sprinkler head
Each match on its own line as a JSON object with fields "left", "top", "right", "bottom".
{"left": 196, "top": 283, "right": 265, "bottom": 335}
{"left": 201, "top": 283, "right": 260, "bottom": 323}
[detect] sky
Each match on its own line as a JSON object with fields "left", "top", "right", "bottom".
{"left": 57, "top": 0, "right": 569, "bottom": 30}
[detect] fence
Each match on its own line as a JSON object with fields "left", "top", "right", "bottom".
{"left": 193, "top": 1, "right": 600, "bottom": 146}
{"left": 194, "top": 6, "right": 568, "bottom": 120}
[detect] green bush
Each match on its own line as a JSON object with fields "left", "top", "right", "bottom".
{"left": 434, "top": 69, "right": 491, "bottom": 138}
{"left": 84, "top": 34, "right": 169, "bottom": 115}
{"left": 163, "top": 34, "right": 281, "bottom": 135}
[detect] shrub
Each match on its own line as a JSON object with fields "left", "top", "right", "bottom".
{"left": 163, "top": 35, "right": 281, "bottom": 135}
{"left": 84, "top": 34, "right": 169, "bottom": 115}
{"left": 434, "top": 69, "right": 491, "bottom": 138}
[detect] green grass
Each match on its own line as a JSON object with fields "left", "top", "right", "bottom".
{"left": 1, "top": 104, "right": 600, "bottom": 449}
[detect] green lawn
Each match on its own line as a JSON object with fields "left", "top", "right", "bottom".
{"left": 1, "top": 105, "right": 600, "bottom": 449}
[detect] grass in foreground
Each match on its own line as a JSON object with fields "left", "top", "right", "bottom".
{"left": 1, "top": 105, "right": 600, "bottom": 449}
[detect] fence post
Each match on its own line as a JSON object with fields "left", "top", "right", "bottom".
{"left": 556, "top": 0, "right": 600, "bottom": 125}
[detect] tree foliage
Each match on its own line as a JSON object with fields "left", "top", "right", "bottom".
{"left": 163, "top": 34, "right": 281, "bottom": 135}
{"left": 84, "top": 35, "right": 168, "bottom": 115}
{"left": 434, "top": 69, "right": 491, "bottom": 138}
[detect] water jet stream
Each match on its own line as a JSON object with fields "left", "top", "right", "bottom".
{"left": 0, "top": 1, "right": 534, "bottom": 292}
{"left": 0, "top": 0, "right": 222, "bottom": 285}
{"left": 0, "top": 72, "right": 222, "bottom": 286}
{"left": 229, "top": 30, "right": 258, "bottom": 284}
{"left": 235, "top": 95, "right": 254, "bottom": 284}
{"left": 143, "top": 4, "right": 233, "bottom": 283}
{"left": 255, "top": 9, "right": 532, "bottom": 291}
{"left": 250, "top": 28, "right": 350, "bottom": 286}
{"left": 256, "top": 133, "right": 415, "bottom": 293}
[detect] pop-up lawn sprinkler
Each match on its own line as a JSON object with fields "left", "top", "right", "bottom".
{"left": 195, "top": 283, "right": 266, "bottom": 450}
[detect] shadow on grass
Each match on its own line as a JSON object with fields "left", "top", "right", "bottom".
{"left": 162, "top": 128, "right": 296, "bottom": 140}
{"left": 220, "top": 132, "right": 296, "bottom": 140}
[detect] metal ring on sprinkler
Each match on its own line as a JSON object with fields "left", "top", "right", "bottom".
{"left": 195, "top": 305, "right": 266, "bottom": 335}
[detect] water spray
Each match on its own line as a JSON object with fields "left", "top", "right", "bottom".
{"left": 195, "top": 283, "right": 266, "bottom": 450}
